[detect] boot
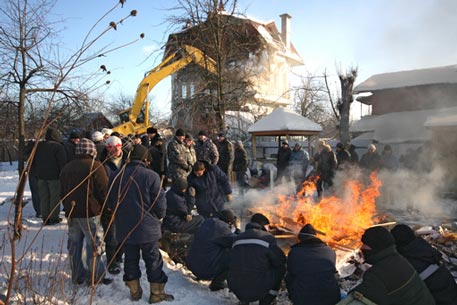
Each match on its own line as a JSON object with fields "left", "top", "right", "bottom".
{"left": 125, "top": 279, "right": 143, "bottom": 301}
{"left": 149, "top": 282, "right": 174, "bottom": 303}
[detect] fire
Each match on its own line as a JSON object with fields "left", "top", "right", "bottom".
{"left": 274, "top": 172, "right": 382, "bottom": 247}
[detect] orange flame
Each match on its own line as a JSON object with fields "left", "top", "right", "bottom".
{"left": 274, "top": 172, "right": 382, "bottom": 247}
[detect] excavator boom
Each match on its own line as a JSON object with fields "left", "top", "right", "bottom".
{"left": 112, "top": 45, "right": 216, "bottom": 135}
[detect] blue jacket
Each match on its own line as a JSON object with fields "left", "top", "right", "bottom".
{"left": 186, "top": 217, "right": 234, "bottom": 280}
{"left": 285, "top": 237, "right": 340, "bottom": 305}
{"left": 162, "top": 185, "right": 195, "bottom": 232}
{"left": 187, "top": 161, "right": 232, "bottom": 217}
{"left": 107, "top": 160, "right": 166, "bottom": 244}
{"left": 228, "top": 223, "right": 286, "bottom": 302}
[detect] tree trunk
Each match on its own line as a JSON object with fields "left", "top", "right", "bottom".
{"left": 338, "top": 69, "right": 357, "bottom": 145}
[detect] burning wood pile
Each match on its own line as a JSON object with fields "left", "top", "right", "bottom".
{"left": 247, "top": 172, "right": 457, "bottom": 292}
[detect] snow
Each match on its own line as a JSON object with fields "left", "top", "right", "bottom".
{"left": 354, "top": 64, "right": 457, "bottom": 93}
{"left": 0, "top": 162, "right": 246, "bottom": 304}
{"left": 248, "top": 107, "right": 322, "bottom": 134}
{"left": 349, "top": 107, "right": 457, "bottom": 144}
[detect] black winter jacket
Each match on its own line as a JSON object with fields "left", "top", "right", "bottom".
{"left": 285, "top": 237, "right": 340, "bottom": 305}
{"left": 397, "top": 237, "right": 457, "bottom": 305}
{"left": 34, "top": 128, "right": 67, "bottom": 180}
{"left": 228, "top": 222, "right": 286, "bottom": 303}
{"left": 352, "top": 245, "right": 436, "bottom": 305}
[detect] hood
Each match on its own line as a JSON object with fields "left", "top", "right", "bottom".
{"left": 45, "top": 128, "right": 62, "bottom": 142}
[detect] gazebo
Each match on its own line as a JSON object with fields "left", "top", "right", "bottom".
{"left": 248, "top": 107, "right": 322, "bottom": 161}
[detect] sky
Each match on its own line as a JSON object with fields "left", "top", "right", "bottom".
{"left": 50, "top": 0, "right": 457, "bottom": 118}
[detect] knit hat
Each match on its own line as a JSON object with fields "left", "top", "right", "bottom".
{"left": 281, "top": 139, "right": 288, "bottom": 145}
{"left": 130, "top": 144, "right": 149, "bottom": 161}
{"left": 147, "top": 127, "right": 158, "bottom": 134}
{"left": 336, "top": 142, "right": 344, "bottom": 149}
{"left": 361, "top": 226, "right": 395, "bottom": 252}
{"left": 185, "top": 133, "right": 194, "bottom": 141}
{"left": 298, "top": 224, "right": 317, "bottom": 241}
{"left": 69, "top": 131, "right": 82, "bottom": 140}
{"left": 218, "top": 209, "right": 236, "bottom": 225}
{"left": 198, "top": 130, "right": 208, "bottom": 137}
{"left": 390, "top": 224, "right": 416, "bottom": 247}
{"left": 101, "top": 128, "right": 113, "bottom": 136}
{"left": 92, "top": 131, "right": 103, "bottom": 142}
{"left": 75, "top": 138, "right": 96, "bottom": 157}
{"left": 217, "top": 131, "right": 225, "bottom": 137}
{"left": 176, "top": 128, "right": 185, "bottom": 137}
{"left": 250, "top": 213, "right": 270, "bottom": 227}
{"left": 105, "top": 136, "right": 122, "bottom": 148}
{"left": 173, "top": 177, "right": 188, "bottom": 191}
{"left": 235, "top": 140, "right": 243, "bottom": 147}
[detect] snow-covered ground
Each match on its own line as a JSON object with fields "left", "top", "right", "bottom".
{"left": 0, "top": 162, "right": 291, "bottom": 305}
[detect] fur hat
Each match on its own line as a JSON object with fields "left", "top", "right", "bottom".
{"left": 175, "top": 128, "right": 185, "bottom": 137}
{"left": 361, "top": 226, "right": 395, "bottom": 252}
{"left": 75, "top": 138, "right": 96, "bottom": 157}
{"left": 250, "top": 213, "right": 270, "bottom": 227}
{"left": 185, "top": 133, "right": 194, "bottom": 141}
{"left": 391, "top": 224, "right": 416, "bottom": 247}
{"left": 147, "top": 127, "right": 158, "bottom": 134}
{"left": 69, "top": 131, "right": 82, "bottom": 140}
{"left": 105, "top": 136, "right": 122, "bottom": 148}
{"left": 92, "top": 131, "right": 103, "bottom": 142}
{"left": 130, "top": 144, "right": 149, "bottom": 161}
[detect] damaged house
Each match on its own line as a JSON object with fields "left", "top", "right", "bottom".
{"left": 164, "top": 11, "right": 303, "bottom": 136}
{"left": 350, "top": 64, "right": 457, "bottom": 194}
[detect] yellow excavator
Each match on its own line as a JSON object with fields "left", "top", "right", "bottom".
{"left": 112, "top": 45, "right": 217, "bottom": 135}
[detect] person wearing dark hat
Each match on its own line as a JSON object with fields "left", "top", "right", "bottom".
{"left": 276, "top": 139, "right": 291, "bottom": 181}
{"left": 187, "top": 160, "right": 233, "bottom": 218}
{"left": 184, "top": 133, "right": 197, "bottom": 167}
{"left": 216, "top": 131, "right": 234, "bottom": 179}
{"left": 233, "top": 140, "right": 249, "bottom": 196}
{"left": 228, "top": 213, "right": 286, "bottom": 305}
{"left": 391, "top": 224, "right": 457, "bottom": 305}
{"left": 195, "top": 130, "right": 219, "bottom": 165}
{"left": 107, "top": 144, "right": 173, "bottom": 302}
{"left": 335, "top": 142, "right": 351, "bottom": 170}
{"left": 351, "top": 226, "right": 435, "bottom": 305}
{"left": 148, "top": 135, "right": 167, "bottom": 183}
{"left": 146, "top": 127, "right": 158, "bottom": 147}
{"left": 167, "top": 128, "right": 193, "bottom": 184}
{"left": 60, "top": 138, "right": 112, "bottom": 285}
{"left": 34, "top": 127, "right": 67, "bottom": 225}
{"left": 186, "top": 209, "right": 239, "bottom": 291}
{"left": 64, "top": 130, "right": 82, "bottom": 162}
{"left": 162, "top": 177, "right": 204, "bottom": 234}
{"left": 285, "top": 224, "right": 340, "bottom": 305}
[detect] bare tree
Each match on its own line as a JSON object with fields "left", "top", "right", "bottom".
{"left": 323, "top": 67, "right": 358, "bottom": 144}
{"left": 166, "top": 0, "right": 260, "bottom": 132}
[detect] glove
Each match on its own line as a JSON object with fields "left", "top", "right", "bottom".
{"left": 185, "top": 214, "right": 192, "bottom": 222}
{"left": 226, "top": 194, "right": 233, "bottom": 202}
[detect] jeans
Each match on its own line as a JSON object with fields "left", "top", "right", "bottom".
{"left": 123, "top": 242, "right": 167, "bottom": 283}
{"left": 67, "top": 216, "right": 106, "bottom": 284}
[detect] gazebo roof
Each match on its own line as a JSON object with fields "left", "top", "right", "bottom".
{"left": 248, "top": 107, "right": 322, "bottom": 136}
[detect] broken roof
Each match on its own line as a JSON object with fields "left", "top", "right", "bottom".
{"left": 248, "top": 107, "right": 322, "bottom": 136}
{"left": 355, "top": 65, "right": 457, "bottom": 93}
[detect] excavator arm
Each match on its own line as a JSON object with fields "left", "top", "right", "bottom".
{"left": 112, "top": 45, "right": 217, "bottom": 135}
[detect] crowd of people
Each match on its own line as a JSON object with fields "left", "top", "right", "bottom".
{"left": 23, "top": 126, "right": 455, "bottom": 304}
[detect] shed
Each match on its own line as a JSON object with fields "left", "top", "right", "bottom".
{"left": 247, "top": 107, "right": 322, "bottom": 160}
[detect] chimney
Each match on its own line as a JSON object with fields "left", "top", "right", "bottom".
{"left": 280, "top": 13, "right": 291, "bottom": 49}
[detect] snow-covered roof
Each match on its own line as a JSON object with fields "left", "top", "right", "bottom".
{"left": 248, "top": 107, "right": 322, "bottom": 135}
{"left": 350, "top": 107, "right": 457, "bottom": 143}
{"left": 355, "top": 65, "right": 457, "bottom": 93}
{"left": 424, "top": 107, "right": 457, "bottom": 127}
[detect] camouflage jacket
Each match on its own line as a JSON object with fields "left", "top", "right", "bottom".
{"left": 195, "top": 138, "right": 219, "bottom": 165}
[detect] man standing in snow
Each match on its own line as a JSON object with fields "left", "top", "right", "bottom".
{"left": 107, "top": 145, "right": 173, "bottom": 303}
{"left": 60, "top": 138, "right": 111, "bottom": 285}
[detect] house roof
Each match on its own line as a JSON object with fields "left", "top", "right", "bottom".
{"left": 354, "top": 65, "right": 457, "bottom": 93}
{"left": 248, "top": 107, "right": 322, "bottom": 135}
{"left": 350, "top": 107, "right": 457, "bottom": 143}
